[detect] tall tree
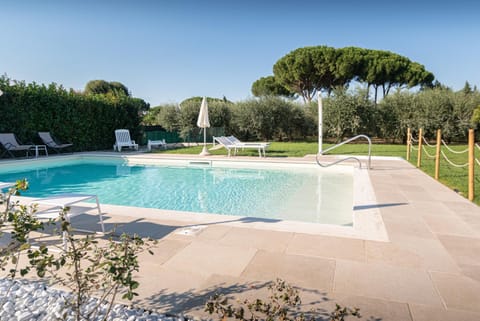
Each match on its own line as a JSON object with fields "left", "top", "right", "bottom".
{"left": 84, "top": 80, "right": 111, "bottom": 95}
{"left": 273, "top": 46, "right": 338, "bottom": 103}
{"left": 251, "top": 76, "right": 295, "bottom": 98}
{"left": 84, "top": 80, "right": 130, "bottom": 97}
{"left": 267, "top": 45, "right": 435, "bottom": 104}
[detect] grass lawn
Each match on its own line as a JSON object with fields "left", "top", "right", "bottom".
{"left": 156, "top": 142, "right": 407, "bottom": 158}
{"left": 153, "top": 142, "right": 479, "bottom": 204}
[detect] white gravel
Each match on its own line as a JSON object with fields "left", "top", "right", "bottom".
{"left": 0, "top": 278, "right": 188, "bottom": 321}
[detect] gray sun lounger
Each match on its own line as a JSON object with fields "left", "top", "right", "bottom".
{"left": 0, "top": 133, "right": 34, "bottom": 158}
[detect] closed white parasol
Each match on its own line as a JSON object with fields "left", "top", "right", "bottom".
{"left": 197, "top": 97, "right": 210, "bottom": 156}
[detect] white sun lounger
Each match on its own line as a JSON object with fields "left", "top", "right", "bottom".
{"left": 113, "top": 129, "right": 138, "bottom": 152}
{"left": 30, "top": 193, "right": 106, "bottom": 250}
{"left": 213, "top": 136, "right": 267, "bottom": 157}
{"left": 0, "top": 182, "right": 15, "bottom": 190}
{"left": 227, "top": 135, "right": 270, "bottom": 147}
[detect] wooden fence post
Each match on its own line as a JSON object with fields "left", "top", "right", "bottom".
{"left": 406, "top": 127, "right": 411, "bottom": 161}
{"left": 417, "top": 128, "right": 423, "bottom": 168}
{"left": 435, "top": 129, "right": 441, "bottom": 180}
{"left": 468, "top": 129, "right": 475, "bottom": 201}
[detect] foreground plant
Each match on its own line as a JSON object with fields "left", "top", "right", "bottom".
{"left": 26, "top": 208, "right": 157, "bottom": 321}
{"left": 0, "top": 179, "right": 44, "bottom": 278}
{"left": 0, "top": 180, "right": 157, "bottom": 321}
{"left": 205, "top": 278, "right": 361, "bottom": 321}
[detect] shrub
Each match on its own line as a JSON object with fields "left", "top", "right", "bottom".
{"left": 205, "top": 278, "right": 361, "bottom": 321}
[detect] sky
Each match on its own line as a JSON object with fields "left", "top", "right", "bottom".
{"left": 1, "top": 0, "right": 479, "bottom": 106}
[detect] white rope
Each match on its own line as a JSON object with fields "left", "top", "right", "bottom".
{"left": 441, "top": 140, "right": 469, "bottom": 154}
{"left": 440, "top": 150, "right": 469, "bottom": 168}
{"left": 422, "top": 145, "right": 436, "bottom": 159}
{"left": 476, "top": 158, "right": 480, "bottom": 167}
{"left": 476, "top": 143, "right": 480, "bottom": 151}
{"left": 411, "top": 145, "right": 419, "bottom": 151}
{"left": 422, "top": 136, "right": 435, "bottom": 147}
{"left": 410, "top": 135, "right": 418, "bottom": 143}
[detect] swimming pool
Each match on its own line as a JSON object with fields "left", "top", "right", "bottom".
{"left": 0, "top": 156, "right": 354, "bottom": 225}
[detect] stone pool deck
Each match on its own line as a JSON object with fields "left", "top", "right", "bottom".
{"left": 14, "top": 154, "right": 480, "bottom": 320}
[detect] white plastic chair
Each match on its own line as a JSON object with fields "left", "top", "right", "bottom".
{"left": 113, "top": 129, "right": 139, "bottom": 152}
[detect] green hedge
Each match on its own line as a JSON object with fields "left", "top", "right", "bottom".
{"left": 0, "top": 76, "right": 142, "bottom": 151}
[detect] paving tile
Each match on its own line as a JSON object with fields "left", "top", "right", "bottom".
{"left": 328, "top": 294, "right": 413, "bottom": 321}
{"left": 334, "top": 260, "right": 443, "bottom": 306}
{"left": 443, "top": 200, "right": 480, "bottom": 213}
{"left": 366, "top": 237, "right": 460, "bottom": 273}
{"left": 438, "top": 235, "right": 480, "bottom": 266}
{"left": 460, "top": 264, "right": 480, "bottom": 282}
{"left": 381, "top": 214, "right": 436, "bottom": 240}
{"left": 133, "top": 267, "right": 209, "bottom": 313}
{"left": 411, "top": 201, "right": 455, "bottom": 215}
{"left": 218, "top": 227, "right": 294, "bottom": 252}
{"left": 422, "top": 214, "right": 478, "bottom": 237}
{"left": 162, "top": 240, "right": 257, "bottom": 278}
{"left": 430, "top": 272, "right": 480, "bottom": 313}
{"left": 373, "top": 202, "right": 414, "bottom": 216}
{"left": 401, "top": 188, "right": 436, "bottom": 202}
{"left": 374, "top": 191, "right": 409, "bottom": 204}
{"left": 241, "top": 250, "right": 336, "bottom": 291}
{"left": 196, "top": 225, "right": 232, "bottom": 240}
{"left": 457, "top": 213, "right": 480, "bottom": 231}
{"left": 286, "top": 233, "right": 365, "bottom": 262}
{"left": 139, "top": 239, "right": 190, "bottom": 265}
{"left": 108, "top": 218, "right": 179, "bottom": 239}
{"left": 410, "top": 304, "right": 480, "bottom": 321}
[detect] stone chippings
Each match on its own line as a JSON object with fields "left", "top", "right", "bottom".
{"left": 0, "top": 278, "right": 190, "bottom": 321}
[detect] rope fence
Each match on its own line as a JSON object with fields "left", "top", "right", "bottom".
{"left": 407, "top": 128, "right": 477, "bottom": 201}
{"left": 421, "top": 145, "right": 436, "bottom": 159}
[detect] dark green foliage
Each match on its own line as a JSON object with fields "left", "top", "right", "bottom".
{"left": 270, "top": 45, "right": 434, "bottom": 103}
{"left": 251, "top": 76, "right": 296, "bottom": 98}
{"left": 232, "top": 97, "right": 311, "bottom": 141}
{"left": 321, "top": 89, "right": 377, "bottom": 142}
{"left": 144, "top": 86, "right": 480, "bottom": 144}
{"left": 380, "top": 87, "right": 480, "bottom": 142}
{"left": 273, "top": 46, "right": 337, "bottom": 103}
{"left": 180, "top": 96, "right": 232, "bottom": 105}
{"left": 145, "top": 98, "right": 233, "bottom": 141}
{"left": 0, "top": 76, "right": 143, "bottom": 151}
{"left": 84, "top": 80, "right": 112, "bottom": 95}
{"left": 84, "top": 80, "right": 130, "bottom": 97}
{"left": 142, "top": 104, "right": 179, "bottom": 129}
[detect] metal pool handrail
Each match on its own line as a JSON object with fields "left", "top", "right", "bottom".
{"left": 316, "top": 134, "right": 372, "bottom": 169}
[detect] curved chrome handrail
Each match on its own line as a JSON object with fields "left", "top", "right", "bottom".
{"left": 316, "top": 134, "right": 372, "bottom": 169}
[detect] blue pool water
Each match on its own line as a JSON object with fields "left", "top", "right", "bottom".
{"left": 0, "top": 158, "right": 354, "bottom": 225}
